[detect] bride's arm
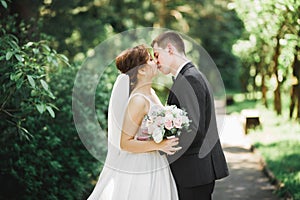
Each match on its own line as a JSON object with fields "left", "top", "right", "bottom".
{"left": 120, "top": 96, "right": 180, "bottom": 154}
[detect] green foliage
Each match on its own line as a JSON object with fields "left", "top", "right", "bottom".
{"left": 241, "top": 101, "right": 300, "bottom": 199}
{"left": 0, "top": 29, "right": 65, "bottom": 139}
{"left": 248, "top": 107, "right": 300, "bottom": 199}
{"left": 233, "top": 0, "right": 300, "bottom": 105}
{"left": 0, "top": 10, "right": 101, "bottom": 200}
{"left": 34, "top": 0, "right": 244, "bottom": 90}
{"left": 0, "top": 65, "right": 101, "bottom": 199}
{"left": 1, "top": 0, "right": 7, "bottom": 9}
{"left": 0, "top": 0, "right": 265, "bottom": 199}
{"left": 186, "top": 0, "right": 244, "bottom": 90}
{"left": 254, "top": 140, "right": 300, "bottom": 199}
{"left": 226, "top": 98, "right": 258, "bottom": 114}
{"left": 95, "top": 62, "right": 119, "bottom": 131}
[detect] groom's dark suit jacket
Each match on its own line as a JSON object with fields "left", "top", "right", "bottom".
{"left": 167, "top": 62, "right": 229, "bottom": 187}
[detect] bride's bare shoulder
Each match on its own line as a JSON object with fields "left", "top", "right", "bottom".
{"left": 127, "top": 94, "right": 149, "bottom": 112}
{"left": 129, "top": 94, "right": 146, "bottom": 105}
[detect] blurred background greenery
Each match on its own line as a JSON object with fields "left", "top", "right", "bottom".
{"left": 0, "top": 0, "right": 299, "bottom": 199}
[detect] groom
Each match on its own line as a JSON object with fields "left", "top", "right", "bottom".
{"left": 151, "top": 31, "right": 229, "bottom": 200}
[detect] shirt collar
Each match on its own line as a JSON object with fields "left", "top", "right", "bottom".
{"left": 175, "top": 60, "right": 190, "bottom": 79}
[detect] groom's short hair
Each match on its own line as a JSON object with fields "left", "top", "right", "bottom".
{"left": 151, "top": 31, "right": 185, "bottom": 55}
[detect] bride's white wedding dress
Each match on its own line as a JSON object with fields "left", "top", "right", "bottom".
{"left": 87, "top": 93, "right": 178, "bottom": 200}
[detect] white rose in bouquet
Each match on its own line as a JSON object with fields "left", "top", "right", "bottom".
{"left": 145, "top": 105, "right": 191, "bottom": 143}
{"left": 152, "top": 127, "right": 164, "bottom": 143}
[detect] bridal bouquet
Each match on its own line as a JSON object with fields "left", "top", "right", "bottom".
{"left": 145, "top": 105, "right": 191, "bottom": 143}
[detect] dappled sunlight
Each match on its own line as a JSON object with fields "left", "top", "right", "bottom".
{"left": 214, "top": 114, "right": 280, "bottom": 199}
{"left": 2, "top": 0, "right": 299, "bottom": 198}
{"left": 219, "top": 115, "right": 252, "bottom": 149}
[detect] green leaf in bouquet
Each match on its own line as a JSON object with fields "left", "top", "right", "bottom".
{"left": 164, "top": 129, "right": 175, "bottom": 137}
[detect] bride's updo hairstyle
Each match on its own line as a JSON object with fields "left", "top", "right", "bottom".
{"left": 116, "top": 45, "right": 150, "bottom": 93}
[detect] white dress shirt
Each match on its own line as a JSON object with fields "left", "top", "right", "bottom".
{"left": 174, "top": 60, "right": 191, "bottom": 79}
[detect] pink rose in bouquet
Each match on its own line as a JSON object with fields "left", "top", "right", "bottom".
{"left": 145, "top": 105, "right": 191, "bottom": 143}
{"left": 164, "top": 113, "right": 174, "bottom": 130}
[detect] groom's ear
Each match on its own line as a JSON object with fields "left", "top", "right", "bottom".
{"left": 167, "top": 43, "right": 174, "bottom": 55}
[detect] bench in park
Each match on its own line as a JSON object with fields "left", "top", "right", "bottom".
{"left": 241, "top": 109, "right": 261, "bottom": 134}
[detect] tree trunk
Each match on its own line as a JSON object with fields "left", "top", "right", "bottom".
{"left": 297, "top": 85, "right": 300, "bottom": 120}
{"left": 258, "top": 60, "right": 268, "bottom": 108}
{"left": 290, "top": 45, "right": 300, "bottom": 119}
{"left": 290, "top": 85, "right": 297, "bottom": 118}
{"left": 261, "top": 71, "right": 268, "bottom": 108}
{"left": 273, "top": 35, "right": 281, "bottom": 115}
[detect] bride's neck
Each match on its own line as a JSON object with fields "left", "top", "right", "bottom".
{"left": 133, "top": 79, "right": 152, "bottom": 94}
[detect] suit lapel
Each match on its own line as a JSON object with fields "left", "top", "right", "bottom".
{"left": 167, "top": 62, "right": 194, "bottom": 105}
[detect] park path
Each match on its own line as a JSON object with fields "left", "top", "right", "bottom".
{"left": 212, "top": 114, "right": 281, "bottom": 200}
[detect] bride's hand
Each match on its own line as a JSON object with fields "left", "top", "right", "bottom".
{"left": 158, "top": 138, "right": 182, "bottom": 155}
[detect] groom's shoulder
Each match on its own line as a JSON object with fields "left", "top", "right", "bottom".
{"left": 183, "top": 62, "right": 199, "bottom": 74}
{"left": 181, "top": 62, "right": 208, "bottom": 82}
{"left": 183, "top": 64, "right": 202, "bottom": 79}
{"left": 182, "top": 67, "right": 208, "bottom": 89}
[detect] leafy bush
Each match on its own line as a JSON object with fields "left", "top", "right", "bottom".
{"left": 0, "top": 9, "right": 103, "bottom": 200}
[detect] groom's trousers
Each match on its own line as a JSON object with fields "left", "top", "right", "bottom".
{"left": 177, "top": 181, "right": 215, "bottom": 200}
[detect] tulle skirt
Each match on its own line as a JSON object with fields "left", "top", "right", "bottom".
{"left": 87, "top": 146, "right": 178, "bottom": 200}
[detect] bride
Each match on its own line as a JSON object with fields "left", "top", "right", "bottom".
{"left": 87, "top": 45, "right": 181, "bottom": 200}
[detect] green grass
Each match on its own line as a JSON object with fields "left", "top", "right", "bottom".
{"left": 226, "top": 92, "right": 259, "bottom": 114}
{"left": 226, "top": 91, "right": 300, "bottom": 199}
{"left": 253, "top": 140, "right": 300, "bottom": 199}
{"left": 226, "top": 99, "right": 258, "bottom": 114}
{"left": 236, "top": 101, "right": 300, "bottom": 199}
